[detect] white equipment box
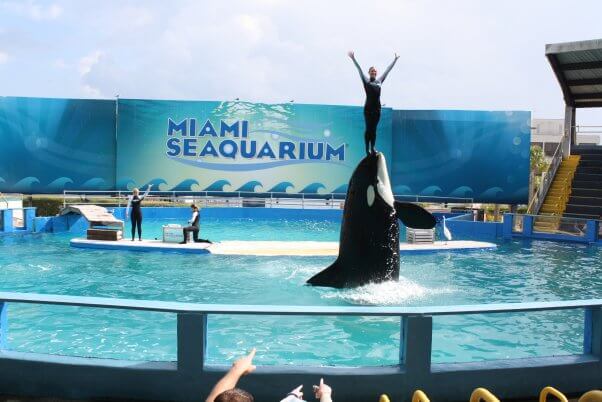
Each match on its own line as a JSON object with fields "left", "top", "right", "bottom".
{"left": 162, "top": 224, "right": 189, "bottom": 243}
{"left": 406, "top": 228, "right": 435, "bottom": 244}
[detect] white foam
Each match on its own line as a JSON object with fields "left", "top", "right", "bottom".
{"left": 322, "top": 277, "right": 455, "bottom": 306}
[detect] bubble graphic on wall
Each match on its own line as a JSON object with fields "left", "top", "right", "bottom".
{"left": 513, "top": 136, "right": 522, "bottom": 146}
{"left": 324, "top": 129, "right": 331, "bottom": 137}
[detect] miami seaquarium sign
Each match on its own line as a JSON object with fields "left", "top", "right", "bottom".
{"left": 165, "top": 118, "right": 346, "bottom": 171}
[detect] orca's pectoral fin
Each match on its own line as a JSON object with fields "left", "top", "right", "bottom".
{"left": 306, "top": 258, "right": 345, "bottom": 288}
{"left": 394, "top": 201, "right": 437, "bottom": 229}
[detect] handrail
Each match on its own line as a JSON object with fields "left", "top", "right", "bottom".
{"left": 527, "top": 136, "right": 566, "bottom": 214}
{"left": 510, "top": 212, "right": 601, "bottom": 224}
{"left": 62, "top": 190, "right": 474, "bottom": 207}
{"left": 0, "top": 291, "right": 600, "bottom": 316}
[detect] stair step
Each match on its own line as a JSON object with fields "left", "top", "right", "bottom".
{"left": 568, "top": 196, "right": 602, "bottom": 207}
{"left": 571, "top": 146, "right": 602, "bottom": 155}
{"left": 579, "top": 160, "right": 602, "bottom": 168}
{"left": 572, "top": 180, "right": 602, "bottom": 190}
{"left": 574, "top": 172, "right": 602, "bottom": 181}
{"left": 576, "top": 167, "right": 602, "bottom": 175}
{"left": 577, "top": 154, "right": 602, "bottom": 162}
{"left": 563, "top": 212, "right": 600, "bottom": 220}
{"left": 572, "top": 188, "right": 602, "bottom": 197}
{"left": 564, "top": 204, "right": 602, "bottom": 217}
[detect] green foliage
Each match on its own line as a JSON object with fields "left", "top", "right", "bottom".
{"left": 27, "top": 196, "right": 64, "bottom": 217}
{"left": 530, "top": 145, "right": 549, "bottom": 175}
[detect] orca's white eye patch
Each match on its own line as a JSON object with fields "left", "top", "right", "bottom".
{"left": 367, "top": 185, "right": 375, "bottom": 206}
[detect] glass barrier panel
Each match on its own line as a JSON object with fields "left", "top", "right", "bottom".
{"left": 512, "top": 214, "right": 523, "bottom": 233}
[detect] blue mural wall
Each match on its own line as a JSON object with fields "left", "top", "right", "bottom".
{"left": 391, "top": 110, "right": 531, "bottom": 204}
{"left": 116, "top": 99, "right": 392, "bottom": 194}
{"left": 0, "top": 97, "right": 531, "bottom": 203}
{"left": 0, "top": 97, "right": 116, "bottom": 193}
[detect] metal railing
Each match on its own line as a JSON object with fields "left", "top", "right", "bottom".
{"left": 62, "top": 190, "right": 474, "bottom": 210}
{"left": 527, "top": 136, "right": 565, "bottom": 214}
{"left": 0, "top": 292, "right": 600, "bottom": 400}
{"left": 505, "top": 213, "right": 601, "bottom": 241}
{"left": 0, "top": 291, "right": 600, "bottom": 363}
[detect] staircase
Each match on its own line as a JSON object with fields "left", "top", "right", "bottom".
{"left": 533, "top": 155, "right": 580, "bottom": 232}
{"left": 564, "top": 146, "right": 602, "bottom": 220}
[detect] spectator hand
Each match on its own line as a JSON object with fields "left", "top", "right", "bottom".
{"left": 232, "top": 348, "right": 256, "bottom": 376}
{"left": 394, "top": 52, "right": 399, "bottom": 60}
{"left": 288, "top": 385, "right": 303, "bottom": 400}
{"left": 313, "top": 378, "right": 332, "bottom": 400}
{"left": 347, "top": 51, "right": 354, "bottom": 59}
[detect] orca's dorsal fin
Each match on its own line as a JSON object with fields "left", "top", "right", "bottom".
{"left": 394, "top": 201, "right": 437, "bottom": 229}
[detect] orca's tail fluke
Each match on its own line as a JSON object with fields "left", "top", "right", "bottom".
{"left": 394, "top": 201, "right": 436, "bottom": 229}
{"left": 306, "top": 258, "right": 345, "bottom": 288}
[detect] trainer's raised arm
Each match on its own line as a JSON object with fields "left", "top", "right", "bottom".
{"left": 379, "top": 52, "right": 400, "bottom": 83}
{"left": 348, "top": 50, "right": 368, "bottom": 83}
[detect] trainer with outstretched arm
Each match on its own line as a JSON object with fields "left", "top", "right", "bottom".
{"left": 125, "top": 184, "right": 152, "bottom": 241}
{"left": 348, "top": 51, "right": 399, "bottom": 155}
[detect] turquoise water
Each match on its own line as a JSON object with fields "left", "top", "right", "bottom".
{"left": 0, "top": 217, "right": 601, "bottom": 366}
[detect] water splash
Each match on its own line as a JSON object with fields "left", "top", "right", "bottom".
{"left": 322, "top": 277, "right": 455, "bottom": 305}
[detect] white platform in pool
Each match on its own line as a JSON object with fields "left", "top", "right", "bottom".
{"left": 70, "top": 238, "right": 496, "bottom": 256}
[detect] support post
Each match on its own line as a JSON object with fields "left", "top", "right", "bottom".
{"left": 502, "top": 213, "right": 514, "bottom": 239}
{"left": 0, "top": 302, "right": 7, "bottom": 349}
{"left": 563, "top": 105, "right": 575, "bottom": 157}
{"left": 402, "top": 315, "right": 432, "bottom": 377}
{"left": 1, "top": 209, "right": 14, "bottom": 232}
{"left": 177, "top": 313, "right": 207, "bottom": 373}
{"left": 584, "top": 307, "right": 602, "bottom": 357}
{"left": 523, "top": 215, "right": 534, "bottom": 236}
{"left": 23, "top": 207, "right": 36, "bottom": 231}
{"left": 585, "top": 219, "right": 599, "bottom": 243}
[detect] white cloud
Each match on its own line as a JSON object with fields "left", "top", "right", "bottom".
{"left": 2, "top": 0, "right": 602, "bottom": 124}
{"left": 78, "top": 50, "right": 103, "bottom": 76}
{"left": 0, "top": 51, "right": 9, "bottom": 64}
{"left": 1, "top": 1, "right": 63, "bottom": 20}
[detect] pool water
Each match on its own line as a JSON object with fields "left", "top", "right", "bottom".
{"left": 0, "top": 217, "right": 601, "bottom": 366}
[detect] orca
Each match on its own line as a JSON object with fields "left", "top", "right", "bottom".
{"left": 307, "top": 152, "right": 436, "bottom": 288}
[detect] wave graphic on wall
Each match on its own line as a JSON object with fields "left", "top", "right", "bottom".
{"left": 204, "top": 180, "right": 231, "bottom": 192}
{"left": 170, "top": 179, "right": 200, "bottom": 192}
{"left": 47, "top": 177, "right": 74, "bottom": 191}
{"left": 168, "top": 156, "right": 346, "bottom": 171}
{"left": 300, "top": 183, "right": 326, "bottom": 194}
{"left": 141, "top": 178, "right": 168, "bottom": 191}
{"left": 236, "top": 181, "right": 263, "bottom": 192}
{"left": 12, "top": 177, "right": 41, "bottom": 192}
{"left": 268, "top": 182, "right": 295, "bottom": 193}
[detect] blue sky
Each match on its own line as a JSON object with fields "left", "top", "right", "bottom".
{"left": 1, "top": 0, "right": 602, "bottom": 125}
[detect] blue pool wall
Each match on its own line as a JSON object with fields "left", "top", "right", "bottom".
{"left": 0, "top": 294, "right": 600, "bottom": 402}
{"left": 3, "top": 207, "right": 596, "bottom": 244}
{"left": 28, "top": 207, "right": 505, "bottom": 242}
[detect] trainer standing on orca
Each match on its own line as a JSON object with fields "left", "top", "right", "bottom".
{"left": 348, "top": 50, "right": 399, "bottom": 155}
{"left": 125, "top": 184, "right": 152, "bottom": 241}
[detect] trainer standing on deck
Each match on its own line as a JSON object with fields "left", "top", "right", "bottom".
{"left": 348, "top": 51, "right": 399, "bottom": 155}
{"left": 125, "top": 184, "right": 152, "bottom": 241}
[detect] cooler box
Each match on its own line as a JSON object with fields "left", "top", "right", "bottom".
{"left": 162, "top": 224, "right": 188, "bottom": 243}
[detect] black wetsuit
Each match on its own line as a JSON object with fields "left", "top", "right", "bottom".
{"left": 129, "top": 196, "right": 143, "bottom": 240}
{"left": 182, "top": 210, "right": 212, "bottom": 244}
{"left": 351, "top": 56, "right": 398, "bottom": 154}
{"left": 127, "top": 188, "right": 150, "bottom": 241}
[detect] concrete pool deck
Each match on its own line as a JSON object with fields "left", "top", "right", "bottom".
{"left": 70, "top": 238, "right": 497, "bottom": 256}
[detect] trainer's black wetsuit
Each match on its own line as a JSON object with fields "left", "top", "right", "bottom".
{"left": 351, "top": 56, "right": 398, "bottom": 155}
{"left": 181, "top": 210, "right": 212, "bottom": 244}
{"left": 126, "top": 187, "right": 150, "bottom": 241}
